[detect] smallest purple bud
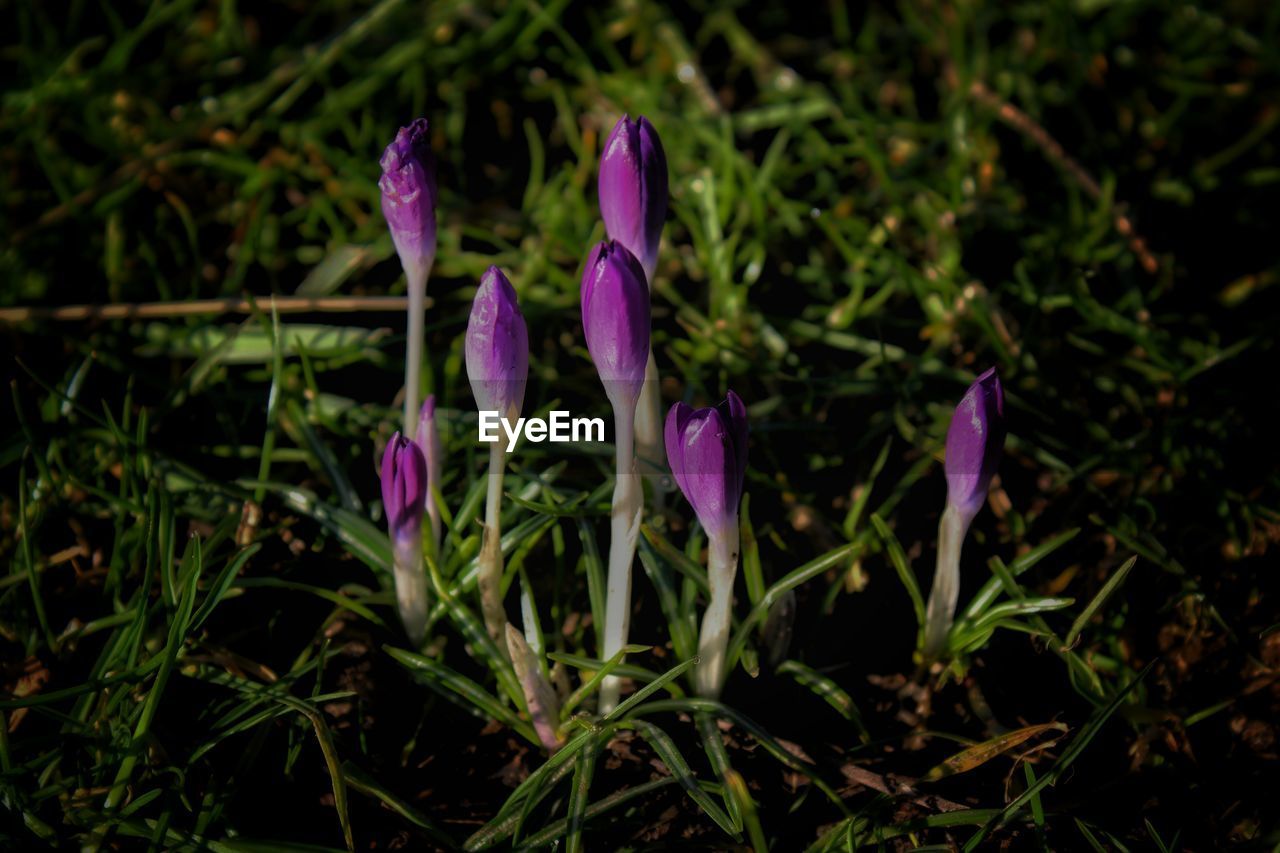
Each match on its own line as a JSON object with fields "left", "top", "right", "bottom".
{"left": 381, "top": 432, "right": 427, "bottom": 546}
{"left": 380, "top": 118, "right": 438, "bottom": 279}
{"left": 944, "top": 367, "right": 1006, "bottom": 522}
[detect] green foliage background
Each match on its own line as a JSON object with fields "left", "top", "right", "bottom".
{"left": 2, "top": 0, "right": 1278, "bottom": 848}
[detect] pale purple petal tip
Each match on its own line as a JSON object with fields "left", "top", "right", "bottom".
{"left": 465, "top": 267, "right": 529, "bottom": 418}
{"left": 944, "top": 368, "right": 1006, "bottom": 519}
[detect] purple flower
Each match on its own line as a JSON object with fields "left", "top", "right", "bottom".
{"left": 599, "top": 115, "right": 668, "bottom": 282}
{"left": 581, "top": 241, "right": 651, "bottom": 409}
{"left": 466, "top": 266, "right": 529, "bottom": 420}
{"left": 944, "top": 367, "right": 1006, "bottom": 521}
{"left": 381, "top": 432, "right": 427, "bottom": 546}
{"left": 665, "top": 391, "right": 748, "bottom": 539}
{"left": 379, "top": 118, "right": 438, "bottom": 274}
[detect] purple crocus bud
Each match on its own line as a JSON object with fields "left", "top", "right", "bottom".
{"left": 944, "top": 367, "right": 1006, "bottom": 522}
{"left": 581, "top": 241, "right": 651, "bottom": 410}
{"left": 415, "top": 395, "right": 443, "bottom": 553}
{"left": 379, "top": 118, "right": 438, "bottom": 276}
{"left": 466, "top": 266, "right": 529, "bottom": 421}
{"left": 381, "top": 432, "right": 427, "bottom": 546}
{"left": 381, "top": 433, "right": 430, "bottom": 644}
{"left": 599, "top": 115, "right": 668, "bottom": 283}
{"left": 665, "top": 391, "right": 749, "bottom": 540}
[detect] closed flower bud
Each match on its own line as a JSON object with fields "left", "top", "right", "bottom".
{"left": 581, "top": 240, "right": 651, "bottom": 410}
{"left": 665, "top": 391, "right": 749, "bottom": 540}
{"left": 380, "top": 433, "right": 430, "bottom": 645}
{"left": 923, "top": 368, "right": 1007, "bottom": 660}
{"left": 599, "top": 115, "right": 668, "bottom": 282}
{"left": 380, "top": 433, "right": 427, "bottom": 546}
{"left": 944, "top": 367, "right": 1006, "bottom": 521}
{"left": 466, "top": 266, "right": 529, "bottom": 421}
{"left": 379, "top": 118, "right": 438, "bottom": 277}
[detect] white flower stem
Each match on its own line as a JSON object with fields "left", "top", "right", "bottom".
{"left": 392, "top": 534, "right": 428, "bottom": 646}
{"left": 922, "top": 504, "right": 973, "bottom": 661}
{"left": 695, "top": 523, "right": 740, "bottom": 698}
{"left": 599, "top": 402, "right": 642, "bottom": 713}
{"left": 478, "top": 442, "right": 509, "bottom": 658}
{"left": 402, "top": 264, "right": 429, "bottom": 438}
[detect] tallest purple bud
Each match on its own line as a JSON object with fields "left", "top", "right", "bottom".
{"left": 944, "top": 368, "right": 1006, "bottom": 521}
{"left": 380, "top": 119, "right": 438, "bottom": 276}
{"left": 599, "top": 115, "right": 668, "bottom": 282}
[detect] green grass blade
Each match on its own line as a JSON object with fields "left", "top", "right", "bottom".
{"left": 963, "top": 662, "right": 1154, "bottom": 850}
{"left": 1064, "top": 556, "right": 1137, "bottom": 648}
{"left": 870, "top": 514, "right": 925, "bottom": 631}
{"left": 386, "top": 646, "right": 538, "bottom": 745}
{"left": 631, "top": 720, "right": 740, "bottom": 838}
{"left": 776, "top": 660, "right": 869, "bottom": 743}
{"left": 565, "top": 735, "right": 599, "bottom": 853}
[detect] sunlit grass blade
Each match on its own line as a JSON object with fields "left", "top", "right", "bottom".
{"left": 776, "top": 660, "right": 869, "bottom": 743}
{"left": 103, "top": 535, "right": 203, "bottom": 814}
{"left": 725, "top": 768, "right": 768, "bottom": 852}
{"left": 565, "top": 736, "right": 599, "bottom": 853}
{"left": 962, "top": 662, "right": 1154, "bottom": 850}
{"left": 696, "top": 711, "right": 744, "bottom": 832}
{"left": 1064, "top": 556, "right": 1137, "bottom": 648}
{"left": 575, "top": 519, "right": 607, "bottom": 653}
{"left": 725, "top": 542, "right": 861, "bottom": 677}
{"left": 471, "top": 729, "right": 601, "bottom": 850}
{"left": 547, "top": 652, "right": 686, "bottom": 701}
{"left": 629, "top": 697, "right": 848, "bottom": 810}
{"left": 959, "top": 597, "right": 1074, "bottom": 640}
{"left": 739, "top": 495, "right": 765, "bottom": 606}
{"left": 462, "top": 760, "right": 579, "bottom": 851}
{"left": 630, "top": 720, "right": 740, "bottom": 838}
{"left": 640, "top": 523, "right": 710, "bottom": 597}
{"left": 342, "top": 761, "right": 456, "bottom": 849}
{"left": 386, "top": 646, "right": 538, "bottom": 746}
{"left": 517, "top": 777, "right": 678, "bottom": 849}
{"left": 870, "top": 514, "right": 925, "bottom": 642}
{"left": 603, "top": 656, "right": 697, "bottom": 722}
{"left": 189, "top": 544, "right": 261, "bottom": 633}
{"left": 249, "top": 481, "right": 391, "bottom": 571}
{"left": 558, "top": 645, "right": 653, "bottom": 718}
{"left": 962, "top": 528, "right": 1080, "bottom": 622}
{"left": 637, "top": 539, "right": 697, "bottom": 662}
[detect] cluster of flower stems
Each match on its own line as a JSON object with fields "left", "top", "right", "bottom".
{"left": 375, "top": 116, "right": 1006, "bottom": 753}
